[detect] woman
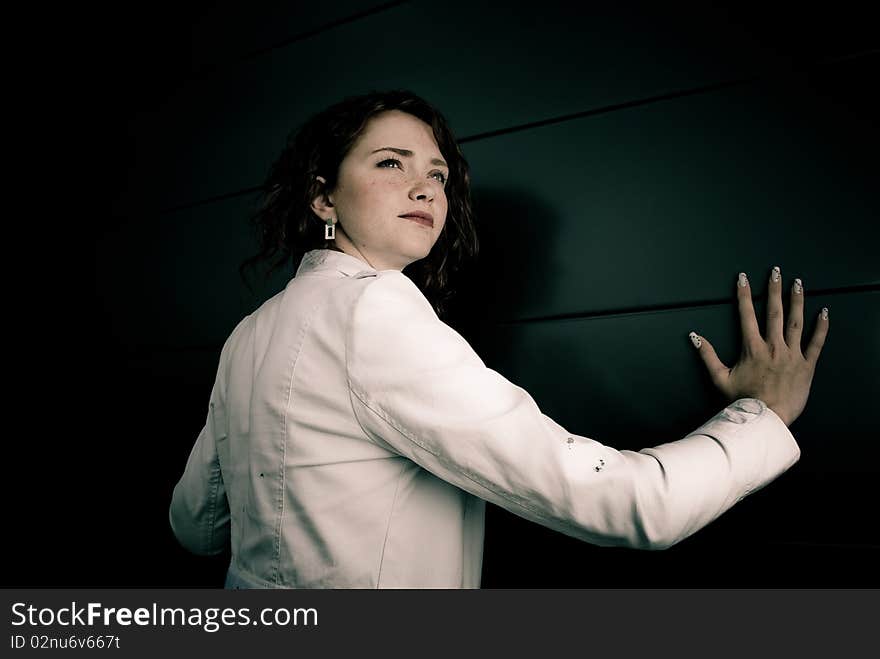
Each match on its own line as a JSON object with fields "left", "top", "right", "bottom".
{"left": 169, "top": 89, "right": 829, "bottom": 588}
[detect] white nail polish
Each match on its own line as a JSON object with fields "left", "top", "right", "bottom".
{"left": 821, "top": 307, "right": 828, "bottom": 320}
{"left": 689, "top": 331, "right": 702, "bottom": 349}
{"left": 793, "top": 278, "right": 803, "bottom": 294}
{"left": 771, "top": 266, "right": 781, "bottom": 283}
{"left": 738, "top": 272, "right": 748, "bottom": 288}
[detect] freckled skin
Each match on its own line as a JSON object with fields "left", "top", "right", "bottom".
{"left": 310, "top": 110, "right": 449, "bottom": 272}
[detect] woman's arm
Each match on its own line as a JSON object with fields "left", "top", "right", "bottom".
{"left": 345, "top": 272, "right": 800, "bottom": 550}
{"left": 169, "top": 370, "right": 231, "bottom": 556}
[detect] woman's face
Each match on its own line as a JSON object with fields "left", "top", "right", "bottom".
{"left": 311, "top": 110, "right": 449, "bottom": 271}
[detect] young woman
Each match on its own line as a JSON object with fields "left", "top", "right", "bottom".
{"left": 170, "top": 89, "right": 829, "bottom": 588}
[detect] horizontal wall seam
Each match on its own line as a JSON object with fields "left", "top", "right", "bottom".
{"left": 458, "top": 48, "right": 879, "bottom": 144}
{"left": 498, "top": 283, "right": 879, "bottom": 326}
{"left": 156, "top": 48, "right": 879, "bottom": 216}
{"left": 107, "top": 285, "right": 878, "bottom": 352}
{"left": 185, "top": 1, "right": 412, "bottom": 84}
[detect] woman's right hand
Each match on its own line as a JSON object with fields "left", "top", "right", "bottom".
{"left": 690, "top": 267, "right": 830, "bottom": 426}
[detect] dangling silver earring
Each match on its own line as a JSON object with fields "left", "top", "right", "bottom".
{"left": 325, "top": 218, "right": 335, "bottom": 240}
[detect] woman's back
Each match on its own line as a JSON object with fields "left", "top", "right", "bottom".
{"left": 172, "top": 248, "right": 486, "bottom": 588}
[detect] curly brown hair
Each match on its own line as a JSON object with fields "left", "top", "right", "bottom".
{"left": 239, "top": 89, "right": 479, "bottom": 318}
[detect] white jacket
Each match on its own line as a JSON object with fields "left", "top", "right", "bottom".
{"left": 170, "top": 248, "right": 801, "bottom": 588}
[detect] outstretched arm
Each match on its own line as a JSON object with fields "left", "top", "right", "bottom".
{"left": 345, "top": 272, "right": 800, "bottom": 550}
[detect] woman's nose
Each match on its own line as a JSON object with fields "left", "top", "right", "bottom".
{"left": 408, "top": 179, "right": 433, "bottom": 201}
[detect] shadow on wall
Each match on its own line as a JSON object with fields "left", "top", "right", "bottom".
{"left": 444, "top": 184, "right": 567, "bottom": 346}
{"left": 440, "top": 182, "right": 714, "bottom": 432}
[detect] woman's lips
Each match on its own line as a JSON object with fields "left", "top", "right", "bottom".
{"left": 400, "top": 215, "right": 433, "bottom": 228}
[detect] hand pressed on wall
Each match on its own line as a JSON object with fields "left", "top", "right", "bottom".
{"left": 689, "top": 267, "right": 830, "bottom": 427}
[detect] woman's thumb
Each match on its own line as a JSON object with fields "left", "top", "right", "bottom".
{"left": 688, "top": 332, "right": 730, "bottom": 392}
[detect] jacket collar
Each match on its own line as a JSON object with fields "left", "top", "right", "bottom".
{"left": 295, "top": 248, "right": 378, "bottom": 278}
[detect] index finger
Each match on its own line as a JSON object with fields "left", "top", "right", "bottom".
{"left": 736, "top": 272, "right": 763, "bottom": 354}
{"left": 804, "top": 307, "right": 830, "bottom": 365}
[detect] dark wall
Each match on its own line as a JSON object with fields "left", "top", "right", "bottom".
{"left": 76, "top": 1, "right": 880, "bottom": 587}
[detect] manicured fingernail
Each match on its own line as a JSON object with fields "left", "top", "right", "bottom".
{"left": 738, "top": 272, "right": 748, "bottom": 288}
{"left": 821, "top": 307, "right": 828, "bottom": 320}
{"left": 771, "top": 266, "right": 781, "bottom": 282}
{"left": 793, "top": 278, "right": 803, "bottom": 294}
{"left": 689, "top": 331, "right": 702, "bottom": 348}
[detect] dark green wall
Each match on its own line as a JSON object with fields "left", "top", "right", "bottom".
{"left": 86, "top": 1, "right": 878, "bottom": 587}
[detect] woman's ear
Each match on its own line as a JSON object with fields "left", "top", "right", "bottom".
{"left": 310, "top": 175, "right": 335, "bottom": 218}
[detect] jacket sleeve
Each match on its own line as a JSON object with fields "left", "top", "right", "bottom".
{"left": 169, "top": 347, "right": 232, "bottom": 556}
{"left": 345, "top": 271, "right": 801, "bottom": 550}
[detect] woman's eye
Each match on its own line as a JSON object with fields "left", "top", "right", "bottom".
{"left": 378, "top": 158, "right": 447, "bottom": 185}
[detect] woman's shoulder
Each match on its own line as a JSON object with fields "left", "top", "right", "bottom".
{"left": 347, "top": 270, "right": 436, "bottom": 322}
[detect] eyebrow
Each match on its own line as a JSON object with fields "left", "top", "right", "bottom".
{"left": 370, "top": 147, "right": 448, "bottom": 169}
